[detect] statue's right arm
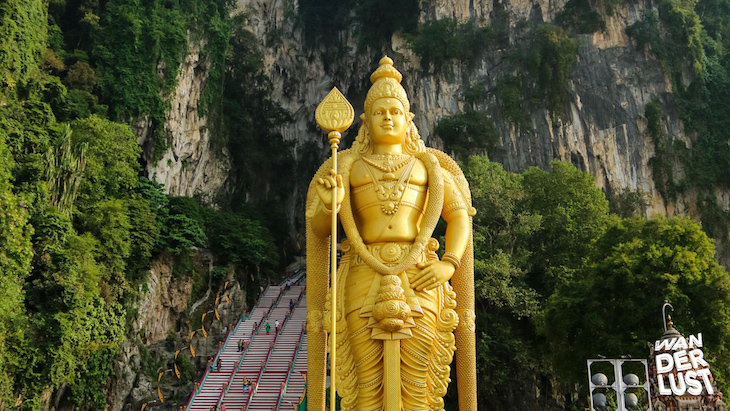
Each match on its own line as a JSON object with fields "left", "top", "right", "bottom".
{"left": 310, "top": 173, "right": 345, "bottom": 239}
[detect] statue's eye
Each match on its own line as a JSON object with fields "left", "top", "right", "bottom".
{"left": 392, "top": 109, "right": 401, "bottom": 115}
{"left": 374, "top": 110, "right": 382, "bottom": 115}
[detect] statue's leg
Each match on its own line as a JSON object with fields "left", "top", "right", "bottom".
{"left": 346, "top": 310, "right": 384, "bottom": 410}
{"left": 401, "top": 285, "right": 456, "bottom": 411}
{"left": 400, "top": 307, "right": 436, "bottom": 411}
{"left": 342, "top": 263, "right": 384, "bottom": 410}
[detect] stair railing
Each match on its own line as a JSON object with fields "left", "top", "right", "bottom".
{"left": 183, "top": 283, "right": 273, "bottom": 410}
{"left": 246, "top": 340, "right": 275, "bottom": 410}
{"left": 275, "top": 326, "right": 306, "bottom": 411}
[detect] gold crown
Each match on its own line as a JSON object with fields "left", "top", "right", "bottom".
{"left": 364, "top": 56, "right": 410, "bottom": 115}
{"left": 370, "top": 56, "right": 403, "bottom": 84}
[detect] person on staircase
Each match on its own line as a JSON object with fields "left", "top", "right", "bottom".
{"left": 289, "top": 299, "right": 295, "bottom": 312}
{"left": 216, "top": 357, "right": 222, "bottom": 372}
{"left": 265, "top": 322, "right": 271, "bottom": 335}
{"left": 275, "top": 320, "right": 280, "bottom": 334}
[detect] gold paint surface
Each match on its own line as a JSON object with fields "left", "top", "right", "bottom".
{"left": 307, "top": 57, "right": 477, "bottom": 411}
{"left": 315, "top": 87, "right": 354, "bottom": 133}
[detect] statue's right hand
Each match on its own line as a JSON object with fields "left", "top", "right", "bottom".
{"left": 315, "top": 171, "right": 345, "bottom": 211}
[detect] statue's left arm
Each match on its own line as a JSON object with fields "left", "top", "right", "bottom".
{"left": 410, "top": 174, "right": 470, "bottom": 291}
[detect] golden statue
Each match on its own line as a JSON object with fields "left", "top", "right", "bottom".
{"left": 306, "top": 57, "right": 476, "bottom": 411}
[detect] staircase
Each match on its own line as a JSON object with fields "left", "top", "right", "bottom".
{"left": 185, "top": 272, "right": 308, "bottom": 411}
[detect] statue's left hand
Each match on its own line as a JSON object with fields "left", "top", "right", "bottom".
{"left": 410, "top": 261, "right": 455, "bottom": 291}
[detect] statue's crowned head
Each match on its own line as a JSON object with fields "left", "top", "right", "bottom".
{"left": 364, "top": 56, "right": 410, "bottom": 115}
{"left": 353, "top": 57, "right": 425, "bottom": 155}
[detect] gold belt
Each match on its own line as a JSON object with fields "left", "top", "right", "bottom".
{"left": 348, "top": 242, "right": 424, "bottom": 267}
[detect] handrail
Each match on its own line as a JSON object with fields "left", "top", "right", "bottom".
{"left": 234, "top": 283, "right": 271, "bottom": 337}
{"left": 275, "top": 326, "right": 305, "bottom": 411}
{"left": 183, "top": 283, "right": 273, "bottom": 410}
{"left": 244, "top": 287, "right": 297, "bottom": 410}
{"left": 216, "top": 351, "right": 245, "bottom": 409}
{"left": 183, "top": 341, "right": 223, "bottom": 410}
{"left": 273, "top": 291, "right": 305, "bottom": 411}
{"left": 218, "top": 308, "right": 268, "bottom": 406}
{"left": 247, "top": 343, "right": 274, "bottom": 410}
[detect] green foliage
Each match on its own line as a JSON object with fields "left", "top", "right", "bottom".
{"left": 644, "top": 96, "right": 677, "bottom": 201}
{"left": 556, "top": 0, "right": 606, "bottom": 34}
{"left": 207, "top": 18, "right": 292, "bottom": 205}
{"left": 354, "top": 0, "right": 419, "bottom": 49}
{"left": 626, "top": 2, "right": 730, "bottom": 242}
{"left": 626, "top": 0, "right": 705, "bottom": 81}
{"left": 70, "top": 346, "right": 118, "bottom": 409}
{"left": 297, "top": 0, "right": 356, "bottom": 46}
{"left": 434, "top": 110, "right": 499, "bottom": 159}
{"left": 82, "top": 199, "right": 132, "bottom": 286}
{"left": 0, "top": 131, "right": 33, "bottom": 406}
{"left": 150, "top": 196, "right": 206, "bottom": 256}
{"left": 494, "top": 75, "right": 531, "bottom": 129}
{"left": 0, "top": 0, "right": 284, "bottom": 407}
{"left": 465, "top": 156, "right": 730, "bottom": 398}
{"left": 297, "top": 0, "right": 420, "bottom": 49}
{"left": 125, "top": 197, "right": 160, "bottom": 282}
{"left": 626, "top": 10, "right": 663, "bottom": 55}
{"left": 406, "top": 18, "right": 493, "bottom": 74}
{"left": 70, "top": 115, "right": 140, "bottom": 206}
{"left": 468, "top": 163, "right": 540, "bottom": 316}
{"left": 0, "top": 0, "right": 47, "bottom": 87}
{"left": 526, "top": 24, "right": 577, "bottom": 117}
{"left": 521, "top": 160, "right": 609, "bottom": 296}
{"left": 659, "top": 0, "right": 706, "bottom": 79}
{"left": 61, "top": 0, "right": 234, "bottom": 157}
{"left": 160, "top": 214, "right": 207, "bottom": 255}
{"left": 175, "top": 350, "right": 196, "bottom": 381}
{"left": 606, "top": 188, "right": 646, "bottom": 218}
{"left": 206, "top": 211, "right": 279, "bottom": 269}
{"left": 542, "top": 216, "right": 730, "bottom": 385}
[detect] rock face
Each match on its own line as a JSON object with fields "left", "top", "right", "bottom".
{"left": 105, "top": 251, "right": 248, "bottom": 411}
{"left": 135, "top": 254, "right": 194, "bottom": 343}
{"left": 227, "top": 0, "right": 686, "bottom": 222}
{"left": 132, "top": 0, "right": 689, "bottom": 220}
{"left": 141, "top": 36, "right": 231, "bottom": 203}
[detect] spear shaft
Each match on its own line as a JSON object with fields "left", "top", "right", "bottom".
{"left": 328, "top": 131, "right": 340, "bottom": 411}
{"left": 314, "top": 87, "right": 353, "bottom": 411}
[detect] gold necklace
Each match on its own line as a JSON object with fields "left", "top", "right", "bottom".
{"left": 362, "top": 155, "right": 413, "bottom": 174}
{"left": 362, "top": 157, "right": 416, "bottom": 215}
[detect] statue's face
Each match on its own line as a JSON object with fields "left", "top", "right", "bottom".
{"left": 367, "top": 98, "right": 408, "bottom": 145}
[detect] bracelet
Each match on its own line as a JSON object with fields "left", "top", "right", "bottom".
{"left": 322, "top": 203, "right": 341, "bottom": 215}
{"left": 441, "top": 252, "right": 461, "bottom": 270}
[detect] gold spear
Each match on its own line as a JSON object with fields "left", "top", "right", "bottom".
{"left": 315, "top": 87, "right": 354, "bottom": 411}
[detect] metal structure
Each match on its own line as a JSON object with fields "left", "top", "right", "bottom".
{"left": 587, "top": 358, "right": 652, "bottom": 411}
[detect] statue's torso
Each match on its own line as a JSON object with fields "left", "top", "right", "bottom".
{"left": 350, "top": 155, "right": 428, "bottom": 244}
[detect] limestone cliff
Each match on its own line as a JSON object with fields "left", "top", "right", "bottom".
{"left": 138, "top": 36, "right": 231, "bottom": 204}
{"left": 225, "top": 0, "right": 683, "bottom": 220}
{"left": 105, "top": 251, "right": 248, "bottom": 411}
{"left": 134, "top": 0, "right": 691, "bottom": 228}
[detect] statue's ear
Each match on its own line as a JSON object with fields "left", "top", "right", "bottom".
{"left": 409, "top": 112, "right": 415, "bottom": 121}
{"left": 360, "top": 113, "right": 365, "bottom": 121}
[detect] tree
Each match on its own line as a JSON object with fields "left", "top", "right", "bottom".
{"left": 70, "top": 115, "right": 140, "bottom": 207}
{"left": 464, "top": 156, "right": 541, "bottom": 400}
{"left": 0, "top": 131, "right": 33, "bottom": 406}
{"left": 541, "top": 216, "right": 730, "bottom": 387}
{"left": 521, "top": 160, "right": 609, "bottom": 297}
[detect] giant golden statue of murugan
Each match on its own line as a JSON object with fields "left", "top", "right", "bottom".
{"left": 306, "top": 57, "right": 476, "bottom": 411}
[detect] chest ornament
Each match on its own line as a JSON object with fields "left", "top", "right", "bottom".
{"left": 362, "top": 155, "right": 416, "bottom": 215}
